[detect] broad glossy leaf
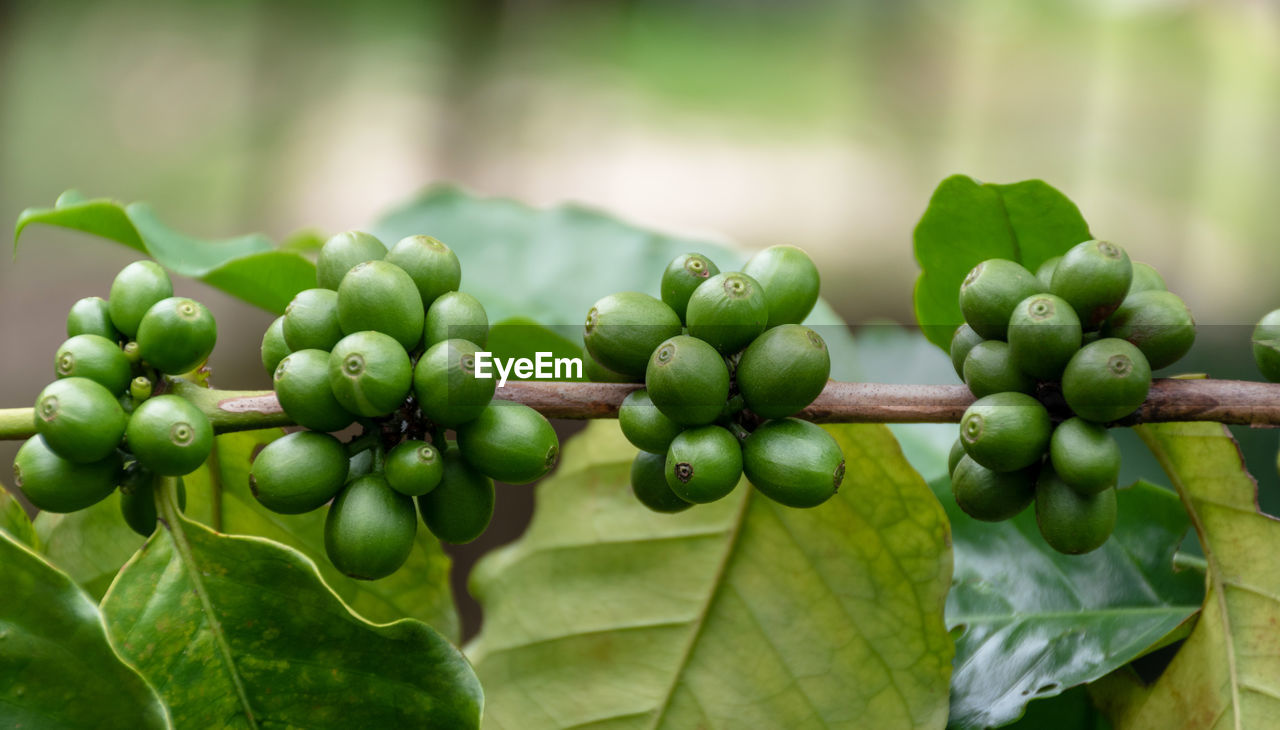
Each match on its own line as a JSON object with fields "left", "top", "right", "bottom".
{"left": 101, "top": 490, "right": 483, "bottom": 728}
{"left": 486, "top": 317, "right": 587, "bottom": 381}
{"left": 0, "top": 530, "right": 169, "bottom": 729}
{"left": 467, "top": 421, "right": 952, "bottom": 729}
{"left": 34, "top": 491, "right": 145, "bottom": 600}
{"left": 1091, "top": 423, "right": 1280, "bottom": 729}
{"left": 182, "top": 429, "right": 459, "bottom": 640}
{"left": 0, "top": 485, "right": 37, "bottom": 549}
{"left": 14, "top": 192, "right": 315, "bottom": 313}
{"left": 912, "top": 175, "right": 1091, "bottom": 350}
{"left": 939, "top": 477, "right": 1202, "bottom": 729}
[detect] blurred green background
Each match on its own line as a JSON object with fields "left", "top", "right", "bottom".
{"left": 3, "top": 0, "right": 1279, "bottom": 632}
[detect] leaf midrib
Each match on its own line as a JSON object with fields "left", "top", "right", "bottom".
{"left": 158, "top": 479, "right": 259, "bottom": 729}
{"left": 647, "top": 488, "right": 753, "bottom": 730}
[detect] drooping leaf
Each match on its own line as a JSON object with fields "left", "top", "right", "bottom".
{"left": 14, "top": 192, "right": 315, "bottom": 313}
{"left": 0, "top": 530, "right": 170, "bottom": 729}
{"left": 939, "top": 477, "right": 1202, "bottom": 729}
{"left": 912, "top": 175, "right": 1092, "bottom": 350}
{"left": 467, "top": 421, "right": 953, "bottom": 729}
{"left": 0, "top": 485, "right": 38, "bottom": 549}
{"left": 182, "top": 429, "right": 459, "bottom": 640}
{"left": 1091, "top": 422, "right": 1280, "bottom": 729}
{"left": 34, "top": 491, "right": 145, "bottom": 600}
{"left": 995, "top": 686, "right": 1113, "bottom": 730}
{"left": 101, "top": 485, "right": 483, "bottom": 728}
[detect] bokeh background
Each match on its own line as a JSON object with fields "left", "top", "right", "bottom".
{"left": 2, "top": 0, "right": 1279, "bottom": 635}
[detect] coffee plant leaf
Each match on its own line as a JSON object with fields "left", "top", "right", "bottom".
{"left": 467, "top": 420, "right": 952, "bottom": 730}
{"left": 181, "top": 429, "right": 459, "bottom": 641}
{"left": 1090, "top": 422, "right": 1280, "bottom": 729}
{"left": 487, "top": 317, "right": 586, "bottom": 380}
{"left": 100, "top": 492, "right": 483, "bottom": 729}
{"left": 33, "top": 491, "right": 145, "bottom": 600}
{"left": 14, "top": 192, "right": 315, "bottom": 314}
{"left": 0, "top": 484, "right": 38, "bottom": 550}
{"left": 938, "top": 477, "right": 1203, "bottom": 729}
{"left": 913, "top": 175, "right": 1091, "bottom": 350}
{"left": 0, "top": 530, "right": 170, "bottom": 729}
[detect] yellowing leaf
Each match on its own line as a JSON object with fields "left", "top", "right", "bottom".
{"left": 467, "top": 421, "right": 953, "bottom": 729}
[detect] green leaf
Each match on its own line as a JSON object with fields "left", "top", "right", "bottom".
{"left": 0, "top": 530, "right": 169, "bottom": 729}
{"left": 0, "top": 485, "right": 38, "bottom": 550}
{"left": 939, "top": 476, "right": 1202, "bottom": 729}
{"left": 486, "top": 317, "right": 587, "bottom": 381}
{"left": 182, "top": 429, "right": 459, "bottom": 640}
{"left": 912, "top": 175, "right": 1092, "bottom": 350}
{"left": 34, "top": 491, "right": 145, "bottom": 600}
{"left": 467, "top": 421, "right": 953, "bottom": 729}
{"left": 14, "top": 193, "right": 315, "bottom": 314}
{"left": 1091, "top": 422, "right": 1280, "bottom": 729}
{"left": 101, "top": 487, "right": 483, "bottom": 729}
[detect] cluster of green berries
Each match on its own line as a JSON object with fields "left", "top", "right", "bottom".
{"left": 13, "top": 261, "right": 215, "bottom": 534}
{"left": 584, "top": 246, "right": 846, "bottom": 512}
{"left": 948, "top": 240, "right": 1196, "bottom": 554}
{"left": 255, "top": 231, "right": 559, "bottom": 580}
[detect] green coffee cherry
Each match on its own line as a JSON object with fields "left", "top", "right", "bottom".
{"left": 13, "top": 435, "right": 121, "bottom": 513}
{"left": 1252, "top": 309, "right": 1280, "bottom": 382}
{"left": 645, "top": 335, "right": 731, "bottom": 426}
{"left": 583, "top": 352, "right": 642, "bottom": 384}
{"left": 273, "top": 349, "right": 356, "bottom": 432}
{"left": 960, "top": 391, "right": 1051, "bottom": 472}
{"left": 327, "top": 331, "right": 412, "bottom": 418}
{"left": 55, "top": 334, "right": 131, "bottom": 395}
{"left": 457, "top": 402, "right": 559, "bottom": 484}
{"left": 665, "top": 425, "right": 742, "bottom": 504}
{"left": 958, "top": 259, "right": 1043, "bottom": 340}
{"left": 282, "top": 288, "right": 344, "bottom": 352}
{"left": 67, "top": 296, "right": 121, "bottom": 341}
{"left": 619, "top": 389, "right": 684, "bottom": 454}
{"left": 384, "top": 235, "right": 462, "bottom": 307}
{"left": 1101, "top": 290, "right": 1195, "bottom": 370}
{"left": 630, "top": 451, "right": 693, "bottom": 513}
{"left": 741, "top": 245, "right": 820, "bottom": 328}
{"left": 1007, "top": 293, "right": 1083, "bottom": 380}
{"left": 962, "top": 340, "right": 1035, "bottom": 398}
{"left": 1035, "top": 467, "right": 1117, "bottom": 555}
{"left": 736, "top": 324, "right": 830, "bottom": 419}
{"left": 125, "top": 395, "right": 214, "bottom": 476}
{"left": 316, "top": 231, "right": 387, "bottom": 290}
{"left": 685, "top": 272, "right": 768, "bottom": 354}
{"left": 324, "top": 474, "right": 417, "bottom": 580}
{"left": 950, "top": 455, "right": 1036, "bottom": 522}
{"left": 948, "top": 437, "right": 966, "bottom": 477}
{"left": 1034, "top": 256, "right": 1060, "bottom": 291}
{"left": 742, "top": 418, "right": 844, "bottom": 508}
{"left": 414, "top": 339, "right": 496, "bottom": 427}
{"left": 261, "top": 316, "right": 291, "bottom": 378}
{"left": 337, "top": 260, "right": 424, "bottom": 351}
{"left": 108, "top": 260, "right": 173, "bottom": 338}
{"left": 660, "top": 253, "right": 720, "bottom": 322}
{"left": 1050, "top": 240, "right": 1132, "bottom": 329}
{"left": 424, "top": 291, "right": 488, "bottom": 348}
{"left": 384, "top": 440, "right": 444, "bottom": 497}
{"left": 129, "top": 377, "right": 153, "bottom": 402}
{"left": 1127, "top": 261, "right": 1166, "bottom": 294}
{"left": 583, "top": 292, "right": 682, "bottom": 377}
{"left": 119, "top": 467, "right": 187, "bottom": 537}
{"left": 35, "top": 377, "right": 127, "bottom": 463}
{"left": 1062, "top": 338, "right": 1151, "bottom": 423}
{"left": 950, "top": 324, "right": 984, "bottom": 380}
{"left": 249, "top": 431, "right": 349, "bottom": 514}
{"left": 418, "top": 448, "right": 495, "bottom": 544}
{"left": 136, "top": 297, "right": 217, "bottom": 375}
{"left": 1048, "top": 418, "right": 1120, "bottom": 496}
